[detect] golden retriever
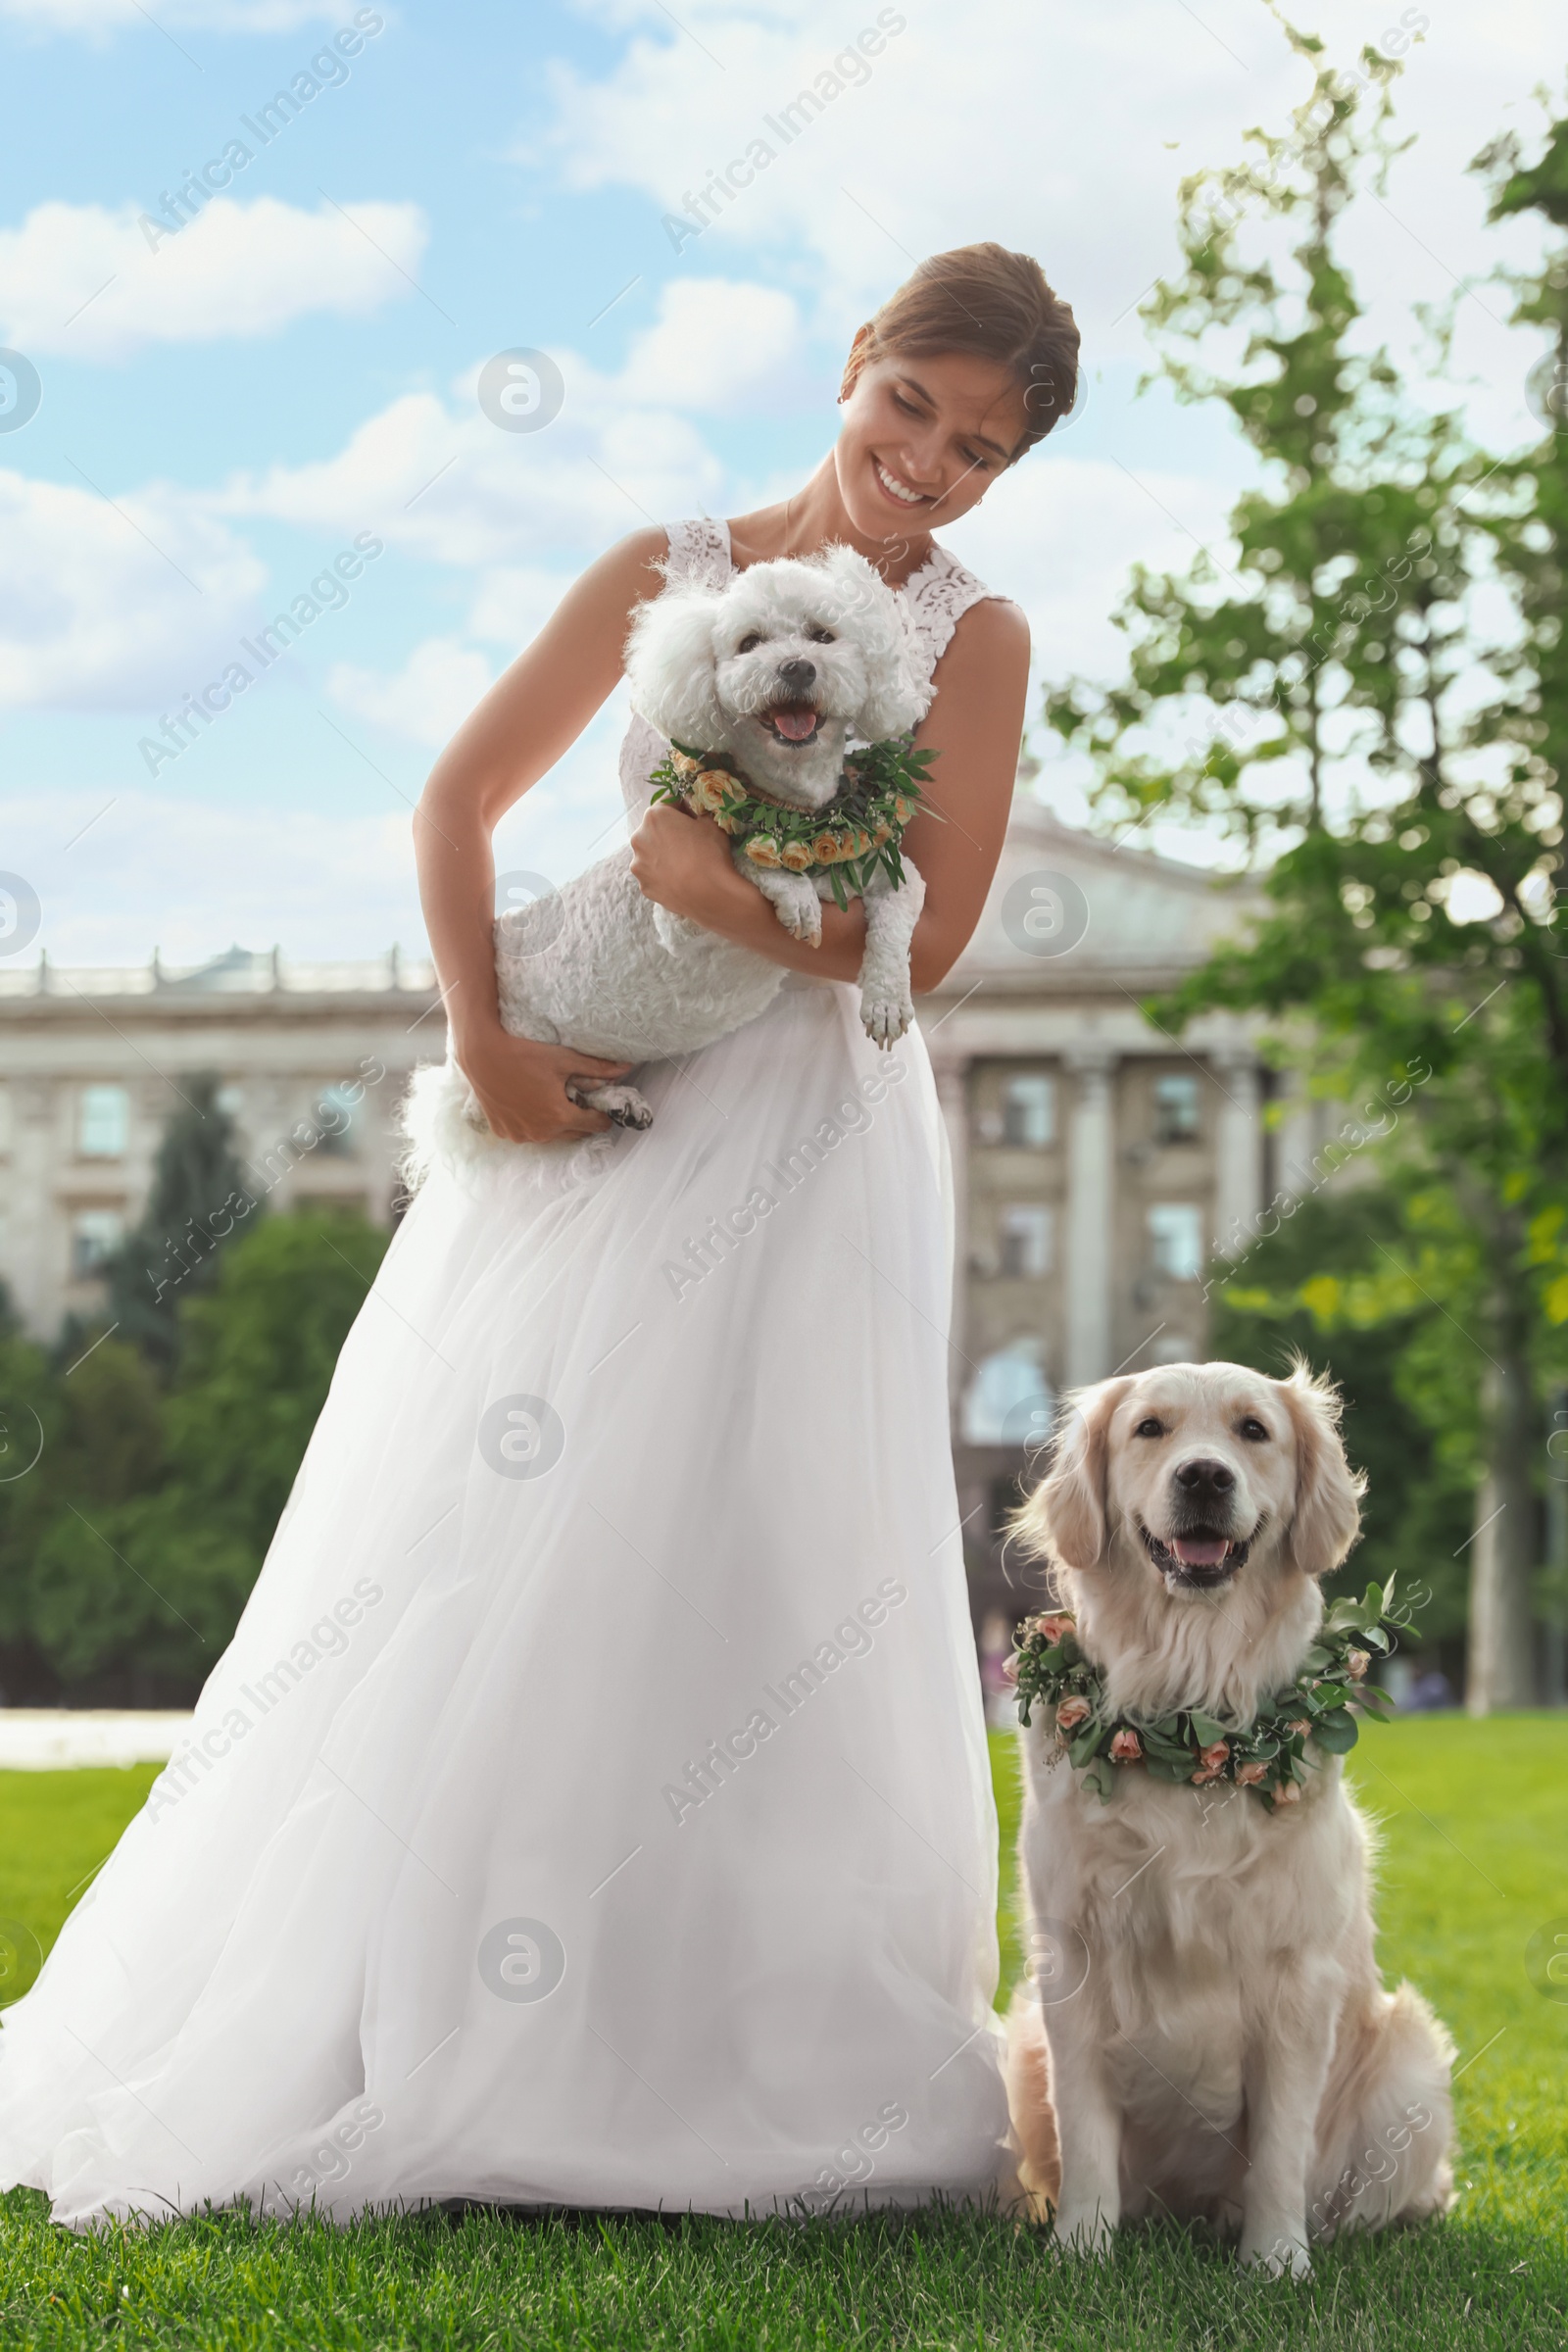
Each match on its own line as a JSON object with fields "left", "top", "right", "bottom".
{"left": 1004, "top": 1361, "right": 1454, "bottom": 2275}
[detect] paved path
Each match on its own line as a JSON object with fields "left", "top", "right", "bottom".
{"left": 0, "top": 1711, "right": 192, "bottom": 1769}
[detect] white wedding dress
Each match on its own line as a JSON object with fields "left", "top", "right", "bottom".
{"left": 0, "top": 519, "right": 1013, "bottom": 2227}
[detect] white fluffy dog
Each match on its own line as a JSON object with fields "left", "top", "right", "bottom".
{"left": 403, "top": 543, "right": 932, "bottom": 1176}
{"left": 1004, "top": 1362, "right": 1455, "bottom": 2276}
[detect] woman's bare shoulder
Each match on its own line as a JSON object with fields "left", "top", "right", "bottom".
{"left": 570, "top": 525, "right": 670, "bottom": 614}
{"left": 943, "top": 590, "right": 1031, "bottom": 676}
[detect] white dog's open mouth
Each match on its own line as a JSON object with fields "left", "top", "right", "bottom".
{"left": 1139, "top": 1519, "right": 1254, "bottom": 1589}
{"left": 760, "top": 703, "right": 823, "bottom": 746}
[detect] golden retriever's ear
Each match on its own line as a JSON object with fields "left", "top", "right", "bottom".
{"left": 1280, "top": 1363, "right": 1365, "bottom": 1578}
{"left": 1012, "top": 1378, "right": 1132, "bottom": 1574}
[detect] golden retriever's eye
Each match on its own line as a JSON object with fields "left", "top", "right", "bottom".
{"left": 808, "top": 626, "right": 836, "bottom": 644}
{"left": 1134, "top": 1417, "right": 1164, "bottom": 1440}
{"left": 736, "top": 633, "right": 762, "bottom": 654}
{"left": 1240, "top": 1416, "right": 1270, "bottom": 1442}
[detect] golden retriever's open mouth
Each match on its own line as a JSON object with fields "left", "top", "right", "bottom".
{"left": 760, "top": 703, "right": 823, "bottom": 746}
{"left": 1139, "top": 1519, "right": 1253, "bottom": 1589}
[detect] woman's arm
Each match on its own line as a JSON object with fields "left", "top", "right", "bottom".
{"left": 626, "top": 597, "right": 1031, "bottom": 992}
{"left": 415, "top": 527, "right": 668, "bottom": 1142}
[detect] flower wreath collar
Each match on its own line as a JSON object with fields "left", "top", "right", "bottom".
{"left": 648, "top": 735, "right": 937, "bottom": 910}
{"left": 1009, "top": 1575, "right": 1416, "bottom": 1807}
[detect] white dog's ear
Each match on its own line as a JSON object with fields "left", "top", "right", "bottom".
{"left": 1015, "top": 1377, "right": 1132, "bottom": 1575}
{"left": 1280, "top": 1363, "right": 1364, "bottom": 1578}
{"left": 813, "top": 542, "right": 934, "bottom": 742}
{"left": 623, "top": 579, "right": 727, "bottom": 749}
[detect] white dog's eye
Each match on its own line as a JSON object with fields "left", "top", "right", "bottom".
{"left": 1240, "top": 1416, "right": 1270, "bottom": 1442}
{"left": 1134, "top": 1417, "right": 1164, "bottom": 1440}
{"left": 736, "top": 633, "right": 763, "bottom": 654}
{"left": 808, "top": 626, "right": 836, "bottom": 644}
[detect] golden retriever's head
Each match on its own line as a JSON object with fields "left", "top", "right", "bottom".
{"left": 1014, "top": 1360, "right": 1365, "bottom": 1712}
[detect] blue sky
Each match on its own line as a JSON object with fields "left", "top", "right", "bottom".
{"left": 0, "top": 0, "right": 1558, "bottom": 965}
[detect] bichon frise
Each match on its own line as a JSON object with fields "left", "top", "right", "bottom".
{"left": 1004, "top": 1361, "right": 1455, "bottom": 2276}
{"left": 403, "top": 543, "right": 933, "bottom": 1176}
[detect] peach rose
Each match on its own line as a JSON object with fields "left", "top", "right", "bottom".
{"left": 1271, "top": 1779, "right": 1302, "bottom": 1806}
{"left": 871, "top": 819, "right": 893, "bottom": 845}
{"left": 1109, "top": 1729, "right": 1144, "bottom": 1764}
{"left": 1235, "top": 1759, "right": 1269, "bottom": 1787}
{"left": 691, "top": 769, "right": 733, "bottom": 814}
{"left": 1035, "top": 1613, "right": 1076, "bottom": 1647}
{"left": 1288, "top": 1718, "right": 1312, "bottom": 1739}
{"left": 1054, "top": 1694, "right": 1092, "bottom": 1736}
{"left": 669, "top": 750, "right": 699, "bottom": 778}
{"left": 1347, "top": 1649, "right": 1370, "bottom": 1681}
{"left": 744, "top": 837, "right": 782, "bottom": 869}
{"left": 779, "top": 841, "right": 815, "bottom": 872}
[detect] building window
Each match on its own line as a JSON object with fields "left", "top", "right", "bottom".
{"left": 1153, "top": 1072, "right": 1200, "bottom": 1144}
{"left": 1149, "top": 1202, "right": 1204, "bottom": 1282}
{"left": 960, "top": 1339, "right": 1054, "bottom": 1447}
{"left": 77, "top": 1084, "right": 129, "bottom": 1158}
{"left": 1000, "top": 1202, "right": 1054, "bottom": 1278}
{"left": 71, "top": 1208, "right": 123, "bottom": 1278}
{"left": 315, "top": 1085, "right": 361, "bottom": 1156}
{"left": 1002, "top": 1073, "right": 1055, "bottom": 1147}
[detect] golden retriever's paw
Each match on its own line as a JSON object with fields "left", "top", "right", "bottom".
{"left": 1051, "top": 2204, "right": 1115, "bottom": 2258}
{"left": 1240, "top": 2230, "right": 1312, "bottom": 2279}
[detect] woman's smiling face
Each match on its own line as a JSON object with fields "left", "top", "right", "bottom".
{"left": 833, "top": 349, "right": 1034, "bottom": 542}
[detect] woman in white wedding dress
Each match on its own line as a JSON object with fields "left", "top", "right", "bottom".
{"left": 0, "top": 243, "right": 1078, "bottom": 2227}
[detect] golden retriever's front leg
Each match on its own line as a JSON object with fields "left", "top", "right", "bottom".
{"left": 1239, "top": 1970, "right": 1339, "bottom": 2276}
{"left": 1042, "top": 2008, "right": 1122, "bottom": 2255}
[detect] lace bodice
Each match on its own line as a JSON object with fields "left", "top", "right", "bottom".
{"left": 616, "top": 515, "right": 1001, "bottom": 820}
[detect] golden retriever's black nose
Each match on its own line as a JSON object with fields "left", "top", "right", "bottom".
{"left": 1176, "top": 1457, "right": 1235, "bottom": 1497}
{"left": 776, "top": 659, "right": 816, "bottom": 690}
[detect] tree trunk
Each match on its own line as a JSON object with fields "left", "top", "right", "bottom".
{"left": 1465, "top": 1300, "right": 1538, "bottom": 1714}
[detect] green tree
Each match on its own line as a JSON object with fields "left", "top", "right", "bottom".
{"left": 25, "top": 1211, "right": 389, "bottom": 1698}
{"left": 106, "top": 1071, "right": 261, "bottom": 1375}
{"left": 1044, "top": 24, "right": 1568, "bottom": 1708}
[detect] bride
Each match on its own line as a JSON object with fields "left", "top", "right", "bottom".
{"left": 0, "top": 241, "right": 1079, "bottom": 2226}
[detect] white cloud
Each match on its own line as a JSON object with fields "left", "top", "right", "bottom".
{"left": 612, "top": 276, "right": 804, "bottom": 412}
{"left": 532, "top": 0, "right": 1563, "bottom": 444}
{"left": 218, "top": 379, "right": 723, "bottom": 568}
{"left": 0, "top": 468, "right": 267, "bottom": 712}
{"left": 467, "top": 564, "right": 574, "bottom": 647}
{"left": 0, "top": 195, "right": 427, "bottom": 359}
{"left": 328, "top": 636, "right": 496, "bottom": 748}
{"left": 939, "top": 446, "right": 1237, "bottom": 693}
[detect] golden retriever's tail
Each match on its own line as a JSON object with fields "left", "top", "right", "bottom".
{"left": 1004, "top": 1986, "right": 1061, "bottom": 2224}
{"left": 1309, "top": 1979, "right": 1456, "bottom": 2240}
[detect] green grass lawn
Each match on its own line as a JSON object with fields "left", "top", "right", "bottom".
{"left": 0, "top": 1717, "right": 1562, "bottom": 2349}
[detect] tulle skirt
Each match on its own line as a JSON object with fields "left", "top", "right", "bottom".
{"left": 0, "top": 976, "right": 1009, "bottom": 2226}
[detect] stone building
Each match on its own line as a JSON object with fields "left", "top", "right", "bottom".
{"left": 1, "top": 794, "right": 1308, "bottom": 1689}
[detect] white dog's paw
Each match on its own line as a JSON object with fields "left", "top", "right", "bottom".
{"left": 1051, "top": 2205, "right": 1115, "bottom": 2259}
{"left": 565, "top": 1079, "right": 654, "bottom": 1131}
{"left": 860, "top": 992, "right": 912, "bottom": 1049}
{"left": 1240, "top": 2230, "right": 1312, "bottom": 2279}
{"left": 775, "top": 891, "right": 823, "bottom": 946}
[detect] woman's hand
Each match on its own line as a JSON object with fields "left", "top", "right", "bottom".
{"left": 454, "top": 1023, "right": 635, "bottom": 1143}
{"left": 628, "top": 801, "right": 738, "bottom": 925}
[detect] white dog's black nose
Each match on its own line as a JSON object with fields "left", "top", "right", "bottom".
{"left": 1175, "top": 1457, "right": 1236, "bottom": 1499}
{"left": 775, "top": 659, "right": 816, "bottom": 691}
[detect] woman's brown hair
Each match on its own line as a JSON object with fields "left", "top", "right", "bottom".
{"left": 840, "top": 242, "right": 1080, "bottom": 462}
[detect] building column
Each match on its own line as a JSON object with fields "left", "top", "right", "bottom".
{"left": 1064, "top": 1051, "right": 1117, "bottom": 1389}
{"left": 1212, "top": 1051, "right": 1264, "bottom": 1260}
{"left": 931, "top": 1058, "right": 969, "bottom": 1406}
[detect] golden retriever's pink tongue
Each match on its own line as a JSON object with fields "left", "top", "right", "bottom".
{"left": 770, "top": 706, "right": 817, "bottom": 741}
{"left": 1172, "top": 1537, "right": 1228, "bottom": 1568}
